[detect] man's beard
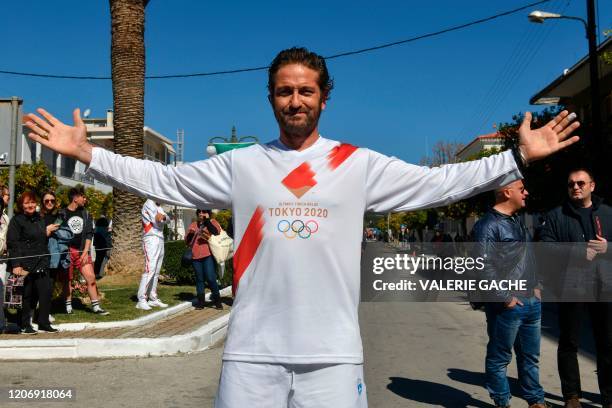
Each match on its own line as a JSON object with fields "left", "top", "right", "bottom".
{"left": 274, "top": 103, "right": 322, "bottom": 139}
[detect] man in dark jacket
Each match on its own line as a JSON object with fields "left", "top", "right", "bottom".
{"left": 473, "top": 179, "right": 546, "bottom": 408}
{"left": 539, "top": 168, "right": 611, "bottom": 408}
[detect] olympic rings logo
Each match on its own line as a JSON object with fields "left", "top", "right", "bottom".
{"left": 277, "top": 219, "right": 319, "bottom": 239}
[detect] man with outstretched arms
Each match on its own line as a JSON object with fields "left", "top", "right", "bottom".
{"left": 136, "top": 199, "right": 168, "bottom": 310}
{"left": 25, "top": 48, "right": 580, "bottom": 407}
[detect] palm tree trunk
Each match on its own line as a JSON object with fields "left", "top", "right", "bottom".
{"left": 108, "top": 0, "right": 146, "bottom": 274}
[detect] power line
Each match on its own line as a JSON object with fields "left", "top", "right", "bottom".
{"left": 324, "top": 0, "right": 552, "bottom": 60}
{"left": 0, "top": 0, "right": 552, "bottom": 81}
{"left": 470, "top": 0, "right": 570, "bottom": 138}
{"left": 458, "top": 0, "right": 568, "bottom": 141}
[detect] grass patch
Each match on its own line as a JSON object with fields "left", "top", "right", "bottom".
{"left": 14, "top": 283, "right": 198, "bottom": 324}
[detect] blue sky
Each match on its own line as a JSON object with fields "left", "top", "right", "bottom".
{"left": 1, "top": 0, "right": 610, "bottom": 164}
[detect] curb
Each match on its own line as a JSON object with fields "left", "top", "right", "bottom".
{"left": 47, "top": 286, "right": 232, "bottom": 332}
{"left": 0, "top": 287, "right": 233, "bottom": 360}
{"left": 0, "top": 313, "right": 230, "bottom": 360}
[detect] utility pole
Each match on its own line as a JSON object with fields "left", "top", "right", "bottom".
{"left": 585, "top": 0, "right": 605, "bottom": 187}
{"left": 8, "top": 97, "right": 21, "bottom": 218}
{"left": 174, "top": 129, "right": 184, "bottom": 240}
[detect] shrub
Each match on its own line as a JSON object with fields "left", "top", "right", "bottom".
{"left": 162, "top": 240, "right": 195, "bottom": 284}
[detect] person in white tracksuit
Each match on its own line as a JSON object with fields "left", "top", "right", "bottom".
{"left": 136, "top": 199, "right": 168, "bottom": 310}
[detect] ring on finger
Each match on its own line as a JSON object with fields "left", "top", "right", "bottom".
{"left": 41, "top": 131, "right": 49, "bottom": 139}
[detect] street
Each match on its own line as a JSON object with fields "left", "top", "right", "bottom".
{"left": 0, "top": 242, "right": 602, "bottom": 407}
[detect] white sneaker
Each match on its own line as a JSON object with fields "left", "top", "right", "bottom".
{"left": 136, "top": 301, "right": 152, "bottom": 311}
{"left": 148, "top": 299, "right": 168, "bottom": 308}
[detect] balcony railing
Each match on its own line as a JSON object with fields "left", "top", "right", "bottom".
{"left": 57, "top": 168, "right": 95, "bottom": 184}
{"left": 144, "top": 154, "right": 171, "bottom": 164}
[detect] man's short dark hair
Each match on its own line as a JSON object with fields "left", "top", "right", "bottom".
{"left": 68, "top": 186, "right": 84, "bottom": 202}
{"left": 568, "top": 167, "right": 595, "bottom": 182}
{"left": 268, "top": 47, "right": 334, "bottom": 98}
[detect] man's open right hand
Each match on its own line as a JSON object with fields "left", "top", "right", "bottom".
{"left": 24, "top": 108, "right": 93, "bottom": 165}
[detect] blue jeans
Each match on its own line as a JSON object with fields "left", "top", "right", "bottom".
{"left": 192, "top": 256, "right": 219, "bottom": 299}
{"left": 484, "top": 296, "right": 544, "bottom": 406}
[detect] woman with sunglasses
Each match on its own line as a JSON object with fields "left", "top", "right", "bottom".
{"left": 40, "top": 191, "right": 68, "bottom": 323}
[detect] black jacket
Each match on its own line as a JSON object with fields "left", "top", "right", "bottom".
{"left": 7, "top": 212, "right": 50, "bottom": 272}
{"left": 472, "top": 208, "right": 537, "bottom": 302}
{"left": 539, "top": 195, "right": 612, "bottom": 300}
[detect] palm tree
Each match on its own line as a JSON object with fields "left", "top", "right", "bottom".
{"left": 108, "top": 0, "right": 148, "bottom": 274}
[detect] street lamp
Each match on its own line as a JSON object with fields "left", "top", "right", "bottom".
{"left": 527, "top": 10, "right": 587, "bottom": 30}
{"left": 528, "top": 1, "right": 603, "bottom": 178}
{"left": 207, "top": 126, "right": 258, "bottom": 156}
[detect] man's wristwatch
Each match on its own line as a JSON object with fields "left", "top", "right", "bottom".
{"left": 511, "top": 145, "right": 529, "bottom": 173}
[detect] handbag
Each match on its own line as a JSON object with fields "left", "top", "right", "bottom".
{"left": 5, "top": 272, "right": 26, "bottom": 308}
{"left": 208, "top": 230, "right": 234, "bottom": 265}
{"left": 181, "top": 229, "right": 199, "bottom": 268}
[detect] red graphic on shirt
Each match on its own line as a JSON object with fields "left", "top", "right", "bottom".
{"left": 327, "top": 143, "right": 357, "bottom": 170}
{"left": 142, "top": 221, "right": 153, "bottom": 234}
{"left": 233, "top": 206, "right": 265, "bottom": 295}
{"left": 595, "top": 216, "right": 603, "bottom": 237}
{"left": 281, "top": 162, "right": 317, "bottom": 199}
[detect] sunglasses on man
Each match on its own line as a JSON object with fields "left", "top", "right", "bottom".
{"left": 567, "top": 180, "right": 591, "bottom": 189}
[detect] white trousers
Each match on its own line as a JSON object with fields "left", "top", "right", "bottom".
{"left": 137, "top": 235, "right": 164, "bottom": 302}
{"left": 214, "top": 361, "right": 368, "bottom": 408}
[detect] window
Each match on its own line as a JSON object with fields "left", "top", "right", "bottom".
{"left": 61, "top": 156, "right": 76, "bottom": 178}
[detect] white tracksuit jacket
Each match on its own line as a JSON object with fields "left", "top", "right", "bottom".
{"left": 87, "top": 136, "right": 522, "bottom": 364}
{"left": 142, "top": 199, "right": 166, "bottom": 239}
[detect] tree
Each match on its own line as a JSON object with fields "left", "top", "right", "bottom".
{"left": 603, "top": 30, "right": 612, "bottom": 65}
{"left": 0, "top": 161, "right": 58, "bottom": 200}
{"left": 56, "top": 185, "right": 113, "bottom": 220}
{"left": 375, "top": 213, "right": 404, "bottom": 238}
{"left": 497, "top": 106, "right": 589, "bottom": 211}
{"left": 419, "top": 141, "right": 465, "bottom": 167}
{"left": 107, "top": 0, "right": 148, "bottom": 274}
{"left": 419, "top": 139, "right": 482, "bottom": 235}
{"left": 214, "top": 210, "right": 233, "bottom": 231}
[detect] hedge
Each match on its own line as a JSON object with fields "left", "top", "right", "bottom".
{"left": 162, "top": 240, "right": 233, "bottom": 288}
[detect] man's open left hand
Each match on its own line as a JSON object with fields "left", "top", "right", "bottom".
{"left": 518, "top": 110, "right": 580, "bottom": 163}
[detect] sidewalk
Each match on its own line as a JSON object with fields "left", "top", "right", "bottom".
{"left": 0, "top": 288, "right": 232, "bottom": 360}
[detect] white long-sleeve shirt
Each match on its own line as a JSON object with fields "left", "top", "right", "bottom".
{"left": 141, "top": 199, "right": 167, "bottom": 239}
{"left": 87, "top": 136, "right": 521, "bottom": 364}
{"left": 0, "top": 211, "right": 9, "bottom": 256}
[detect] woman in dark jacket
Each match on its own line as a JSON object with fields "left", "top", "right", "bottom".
{"left": 6, "top": 191, "right": 58, "bottom": 334}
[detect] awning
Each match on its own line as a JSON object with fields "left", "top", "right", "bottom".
{"left": 530, "top": 37, "right": 612, "bottom": 105}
